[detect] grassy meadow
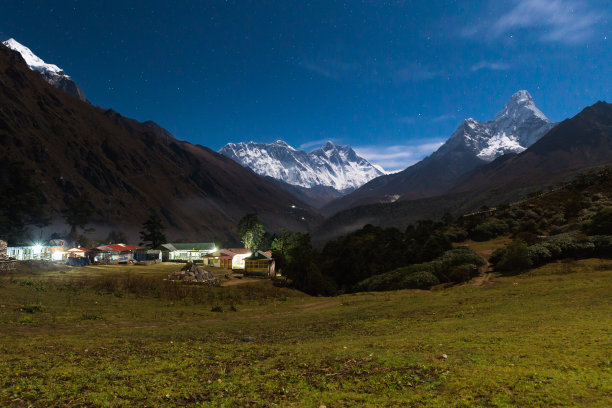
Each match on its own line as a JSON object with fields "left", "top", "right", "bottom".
{"left": 0, "top": 260, "right": 611, "bottom": 407}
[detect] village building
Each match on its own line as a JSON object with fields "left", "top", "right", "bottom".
{"left": 95, "top": 243, "right": 146, "bottom": 264}
{"left": 65, "top": 247, "right": 93, "bottom": 266}
{"left": 6, "top": 239, "right": 69, "bottom": 261}
{"left": 160, "top": 242, "right": 217, "bottom": 262}
{"left": 205, "top": 248, "right": 251, "bottom": 269}
{"left": 244, "top": 251, "right": 276, "bottom": 277}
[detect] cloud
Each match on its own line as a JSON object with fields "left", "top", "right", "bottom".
{"left": 465, "top": 0, "right": 603, "bottom": 44}
{"left": 470, "top": 61, "right": 511, "bottom": 72}
{"left": 431, "top": 114, "right": 456, "bottom": 123}
{"left": 391, "top": 63, "right": 443, "bottom": 83}
{"left": 300, "top": 61, "right": 360, "bottom": 80}
{"left": 396, "top": 113, "right": 455, "bottom": 125}
{"left": 298, "top": 139, "right": 339, "bottom": 150}
{"left": 300, "top": 59, "right": 441, "bottom": 84}
{"left": 354, "top": 140, "right": 445, "bottom": 172}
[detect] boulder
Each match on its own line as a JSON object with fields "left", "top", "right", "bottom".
{"left": 166, "top": 262, "right": 218, "bottom": 285}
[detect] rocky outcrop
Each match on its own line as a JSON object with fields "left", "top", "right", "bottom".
{"left": 166, "top": 262, "right": 219, "bottom": 285}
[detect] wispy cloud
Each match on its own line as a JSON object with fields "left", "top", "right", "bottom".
{"left": 396, "top": 113, "right": 456, "bottom": 125}
{"left": 432, "top": 114, "right": 456, "bottom": 123}
{"left": 470, "top": 61, "right": 511, "bottom": 72}
{"left": 298, "top": 139, "right": 339, "bottom": 151}
{"left": 464, "top": 0, "right": 603, "bottom": 45}
{"left": 300, "top": 59, "right": 442, "bottom": 84}
{"left": 301, "top": 61, "right": 360, "bottom": 80}
{"left": 354, "top": 140, "right": 445, "bottom": 172}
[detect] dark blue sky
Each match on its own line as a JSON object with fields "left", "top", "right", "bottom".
{"left": 1, "top": 0, "right": 610, "bottom": 170}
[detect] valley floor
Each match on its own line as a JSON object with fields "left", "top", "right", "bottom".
{"left": 0, "top": 260, "right": 611, "bottom": 407}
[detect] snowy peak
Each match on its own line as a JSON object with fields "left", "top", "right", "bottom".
{"left": 3, "top": 38, "right": 65, "bottom": 76}
{"left": 219, "top": 140, "right": 386, "bottom": 191}
{"left": 2, "top": 38, "right": 86, "bottom": 101}
{"left": 494, "top": 90, "right": 548, "bottom": 122}
{"left": 438, "top": 90, "right": 554, "bottom": 162}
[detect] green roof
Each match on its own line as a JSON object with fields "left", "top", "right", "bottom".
{"left": 161, "top": 243, "right": 216, "bottom": 251}
{"left": 246, "top": 250, "right": 273, "bottom": 260}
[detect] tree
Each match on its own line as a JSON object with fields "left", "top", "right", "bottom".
{"left": 62, "top": 192, "right": 94, "bottom": 236}
{"left": 283, "top": 233, "right": 337, "bottom": 296}
{"left": 105, "top": 230, "right": 128, "bottom": 244}
{"left": 0, "top": 159, "right": 49, "bottom": 243}
{"left": 139, "top": 214, "right": 167, "bottom": 248}
{"left": 237, "top": 213, "right": 265, "bottom": 250}
{"left": 270, "top": 229, "right": 295, "bottom": 273}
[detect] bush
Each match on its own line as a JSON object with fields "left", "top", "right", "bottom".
{"left": 354, "top": 247, "right": 484, "bottom": 292}
{"left": 21, "top": 304, "right": 43, "bottom": 313}
{"left": 448, "top": 264, "right": 480, "bottom": 283}
{"left": 592, "top": 235, "right": 612, "bottom": 257}
{"left": 470, "top": 218, "right": 509, "bottom": 241}
{"left": 515, "top": 231, "right": 540, "bottom": 245}
{"left": 445, "top": 227, "right": 468, "bottom": 242}
{"left": 516, "top": 219, "right": 539, "bottom": 235}
{"left": 493, "top": 232, "right": 601, "bottom": 273}
{"left": 585, "top": 207, "right": 612, "bottom": 235}
{"left": 429, "top": 247, "right": 486, "bottom": 282}
{"left": 495, "top": 240, "right": 532, "bottom": 274}
{"left": 526, "top": 244, "right": 553, "bottom": 266}
{"left": 402, "top": 271, "right": 440, "bottom": 289}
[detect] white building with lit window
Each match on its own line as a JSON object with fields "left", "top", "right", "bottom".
{"left": 6, "top": 240, "right": 68, "bottom": 261}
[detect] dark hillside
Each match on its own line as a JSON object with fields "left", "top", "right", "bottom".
{"left": 0, "top": 44, "right": 319, "bottom": 242}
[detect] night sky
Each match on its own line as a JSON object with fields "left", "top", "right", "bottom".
{"left": 1, "top": 0, "right": 610, "bottom": 170}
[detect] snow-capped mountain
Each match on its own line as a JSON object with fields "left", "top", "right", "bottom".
{"left": 322, "top": 90, "right": 555, "bottom": 214}
{"left": 2, "top": 38, "right": 86, "bottom": 101}
{"left": 436, "top": 90, "right": 553, "bottom": 162}
{"left": 219, "top": 140, "right": 386, "bottom": 192}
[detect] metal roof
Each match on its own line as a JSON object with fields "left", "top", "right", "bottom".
{"left": 161, "top": 242, "right": 216, "bottom": 251}
{"left": 97, "top": 243, "right": 144, "bottom": 252}
{"left": 245, "top": 250, "right": 273, "bottom": 260}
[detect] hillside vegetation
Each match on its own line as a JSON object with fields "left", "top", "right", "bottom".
{"left": 290, "top": 167, "right": 612, "bottom": 295}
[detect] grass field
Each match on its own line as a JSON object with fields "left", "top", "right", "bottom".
{"left": 0, "top": 260, "right": 611, "bottom": 407}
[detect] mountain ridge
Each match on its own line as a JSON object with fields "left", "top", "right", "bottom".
{"left": 0, "top": 42, "right": 319, "bottom": 243}
{"left": 314, "top": 100, "right": 612, "bottom": 242}
{"left": 322, "top": 90, "right": 554, "bottom": 215}
{"left": 219, "top": 140, "right": 386, "bottom": 192}
{"left": 2, "top": 38, "right": 87, "bottom": 102}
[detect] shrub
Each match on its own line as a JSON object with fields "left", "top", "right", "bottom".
{"left": 402, "top": 271, "right": 440, "bottom": 289}
{"left": 21, "top": 304, "right": 43, "bottom": 313}
{"left": 516, "top": 219, "right": 539, "bottom": 234}
{"left": 470, "top": 218, "right": 509, "bottom": 241}
{"left": 592, "top": 235, "right": 612, "bottom": 257}
{"left": 585, "top": 207, "right": 612, "bottom": 235}
{"left": 527, "top": 244, "right": 553, "bottom": 266}
{"left": 489, "top": 248, "right": 506, "bottom": 265}
{"left": 495, "top": 240, "right": 532, "bottom": 274}
{"left": 448, "top": 264, "right": 480, "bottom": 284}
{"left": 445, "top": 227, "right": 468, "bottom": 242}
{"left": 354, "top": 247, "right": 484, "bottom": 292}
{"left": 515, "top": 231, "right": 540, "bottom": 245}
{"left": 429, "top": 247, "right": 486, "bottom": 282}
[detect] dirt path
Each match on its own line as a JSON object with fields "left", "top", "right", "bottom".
{"left": 220, "top": 276, "right": 262, "bottom": 286}
{"left": 471, "top": 272, "right": 494, "bottom": 286}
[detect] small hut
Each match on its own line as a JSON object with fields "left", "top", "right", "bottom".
{"left": 244, "top": 251, "right": 275, "bottom": 277}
